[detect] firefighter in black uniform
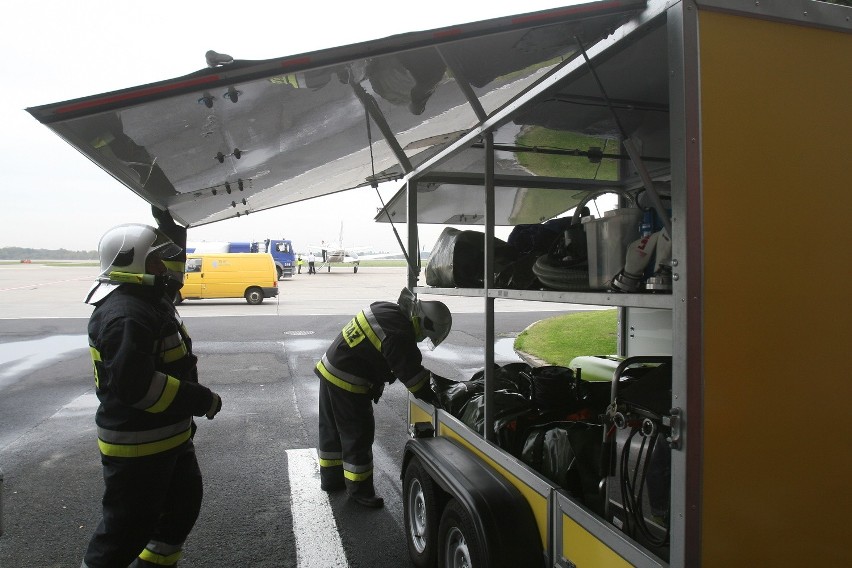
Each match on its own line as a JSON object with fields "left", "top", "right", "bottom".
{"left": 80, "top": 211, "right": 222, "bottom": 568}
{"left": 315, "top": 290, "right": 452, "bottom": 508}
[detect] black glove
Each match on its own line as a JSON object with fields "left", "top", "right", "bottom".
{"left": 206, "top": 393, "right": 222, "bottom": 419}
{"left": 413, "top": 384, "right": 441, "bottom": 409}
{"left": 371, "top": 382, "right": 385, "bottom": 403}
{"left": 151, "top": 205, "right": 187, "bottom": 252}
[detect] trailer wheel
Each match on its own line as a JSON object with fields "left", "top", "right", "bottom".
{"left": 404, "top": 458, "right": 439, "bottom": 567}
{"left": 245, "top": 287, "right": 264, "bottom": 305}
{"left": 439, "top": 499, "right": 483, "bottom": 568}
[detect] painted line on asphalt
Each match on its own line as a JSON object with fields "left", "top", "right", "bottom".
{"left": 286, "top": 448, "right": 348, "bottom": 567}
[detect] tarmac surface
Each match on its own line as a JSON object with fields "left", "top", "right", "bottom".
{"left": 0, "top": 262, "right": 601, "bottom": 567}
{"left": 0, "top": 263, "right": 575, "bottom": 320}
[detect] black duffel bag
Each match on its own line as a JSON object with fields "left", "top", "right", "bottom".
{"left": 521, "top": 421, "right": 605, "bottom": 515}
{"left": 425, "top": 227, "right": 519, "bottom": 288}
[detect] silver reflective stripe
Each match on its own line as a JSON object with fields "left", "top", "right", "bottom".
{"left": 320, "top": 354, "right": 372, "bottom": 387}
{"left": 404, "top": 367, "right": 430, "bottom": 391}
{"left": 131, "top": 371, "right": 168, "bottom": 410}
{"left": 161, "top": 331, "right": 182, "bottom": 352}
{"left": 318, "top": 450, "right": 342, "bottom": 460}
{"left": 343, "top": 461, "right": 373, "bottom": 473}
{"left": 98, "top": 418, "right": 192, "bottom": 444}
{"left": 361, "top": 306, "right": 387, "bottom": 342}
{"left": 145, "top": 540, "right": 182, "bottom": 555}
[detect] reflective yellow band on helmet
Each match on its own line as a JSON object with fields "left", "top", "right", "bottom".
{"left": 316, "top": 360, "right": 371, "bottom": 394}
{"left": 98, "top": 427, "right": 191, "bottom": 458}
{"left": 108, "top": 271, "right": 155, "bottom": 286}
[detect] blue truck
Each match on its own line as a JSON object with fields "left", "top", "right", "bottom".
{"left": 186, "top": 239, "right": 295, "bottom": 279}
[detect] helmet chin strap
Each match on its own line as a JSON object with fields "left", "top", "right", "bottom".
{"left": 411, "top": 315, "right": 425, "bottom": 342}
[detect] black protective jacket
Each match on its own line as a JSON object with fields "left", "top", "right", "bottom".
{"left": 315, "top": 301, "right": 430, "bottom": 396}
{"left": 88, "top": 285, "right": 215, "bottom": 458}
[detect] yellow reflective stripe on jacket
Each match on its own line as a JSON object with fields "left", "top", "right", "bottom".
{"left": 342, "top": 316, "right": 366, "bottom": 348}
{"left": 90, "top": 346, "right": 102, "bottom": 389}
{"left": 407, "top": 369, "right": 430, "bottom": 393}
{"left": 161, "top": 331, "right": 188, "bottom": 363}
{"left": 131, "top": 372, "right": 180, "bottom": 413}
{"left": 316, "top": 359, "right": 371, "bottom": 394}
{"left": 358, "top": 309, "right": 384, "bottom": 351}
{"left": 146, "top": 375, "right": 180, "bottom": 413}
{"left": 97, "top": 427, "right": 191, "bottom": 458}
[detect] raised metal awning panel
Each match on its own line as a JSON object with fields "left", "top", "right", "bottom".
{"left": 377, "top": 16, "right": 671, "bottom": 225}
{"left": 27, "top": 0, "right": 645, "bottom": 228}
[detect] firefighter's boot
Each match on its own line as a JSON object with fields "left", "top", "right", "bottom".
{"left": 346, "top": 477, "right": 384, "bottom": 508}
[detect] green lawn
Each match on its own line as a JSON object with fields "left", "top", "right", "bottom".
{"left": 515, "top": 309, "right": 618, "bottom": 367}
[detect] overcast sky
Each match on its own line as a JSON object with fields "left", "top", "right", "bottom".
{"left": 1, "top": 0, "right": 585, "bottom": 253}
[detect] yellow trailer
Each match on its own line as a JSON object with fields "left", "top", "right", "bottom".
{"left": 27, "top": 1, "right": 851, "bottom": 566}
{"left": 395, "top": 2, "right": 852, "bottom": 567}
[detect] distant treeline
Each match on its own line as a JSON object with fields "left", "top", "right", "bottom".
{"left": 0, "top": 247, "right": 98, "bottom": 260}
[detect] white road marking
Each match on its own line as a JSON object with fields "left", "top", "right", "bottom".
{"left": 286, "top": 448, "right": 348, "bottom": 567}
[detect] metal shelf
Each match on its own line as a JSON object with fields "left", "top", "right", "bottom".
{"left": 415, "top": 287, "right": 674, "bottom": 309}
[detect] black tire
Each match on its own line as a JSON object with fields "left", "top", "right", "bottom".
{"left": 354, "top": 264, "right": 358, "bottom": 273}
{"left": 276, "top": 266, "right": 283, "bottom": 280}
{"left": 245, "top": 287, "right": 264, "bottom": 305}
{"left": 328, "top": 265, "right": 331, "bottom": 272}
{"left": 438, "top": 499, "right": 484, "bottom": 568}
{"left": 404, "top": 458, "right": 439, "bottom": 568}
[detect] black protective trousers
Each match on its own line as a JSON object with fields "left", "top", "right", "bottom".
{"left": 317, "top": 377, "right": 377, "bottom": 498}
{"left": 83, "top": 442, "right": 203, "bottom": 567}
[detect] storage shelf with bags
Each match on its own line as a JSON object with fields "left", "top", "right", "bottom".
{"left": 414, "top": 286, "right": 673, "bottom": 310}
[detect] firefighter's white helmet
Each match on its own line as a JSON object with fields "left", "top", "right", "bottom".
{"left": 85, "top": 224, "right": 182, "bottom": 304}
{"left": 415, "top": 300, "right": 452, "bottom": 347}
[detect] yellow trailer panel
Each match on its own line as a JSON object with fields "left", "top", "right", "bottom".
{"left": 699, "top": 8, "right": 852, "bottom": 567}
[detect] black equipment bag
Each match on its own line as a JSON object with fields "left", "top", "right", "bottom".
{"left": 522, "top": 366, "right": 610, "bottom": 415}
{"left": 521, "top": 421, "right": 605, "bottom": 515}
{"left": 458, "top": 390, "right": 536, "bottom": 443}
{"left": 432, "top": 363, "right": 534, "bottom": 416}
{"left": 425, "top": 227, "right": 519, "bottom": 288}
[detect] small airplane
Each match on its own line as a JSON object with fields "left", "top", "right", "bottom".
{"left": 302, "top": 223, "right": 374, "bottom": 273}
{"left": 303, "top": 222, "right": 400, "bottom": 273}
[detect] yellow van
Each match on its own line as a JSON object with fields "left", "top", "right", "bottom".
{"left": 178, "top": 253, "right": 278, "bottom": 305}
